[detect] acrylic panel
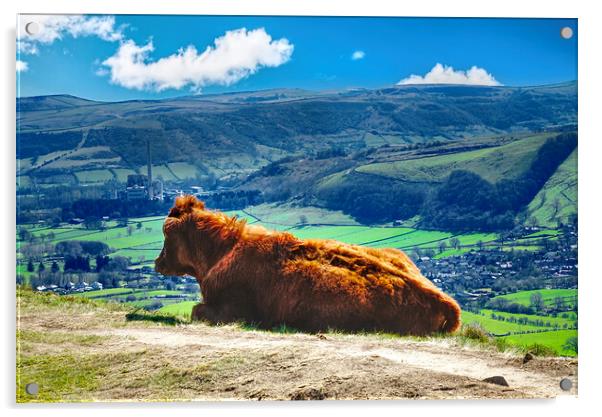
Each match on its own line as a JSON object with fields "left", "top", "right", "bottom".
{"left": 16, "top": 14, "right": 578, "bottom": 402}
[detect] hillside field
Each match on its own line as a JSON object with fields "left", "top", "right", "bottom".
{"left": 492, "top": 289, "right": 577, "bottom": 309}
{"left": 355, "top": 133, "right": 556, "bottom": 184}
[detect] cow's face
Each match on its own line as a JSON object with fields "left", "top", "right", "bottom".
{"left": 155, "top": 218, "right": 197, "bottom": 277}
{"left": 155, "top": 196, "right": 206, "bottom": 277}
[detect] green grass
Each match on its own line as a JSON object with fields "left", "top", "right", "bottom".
{"left": 523, "top": 229, "right": 561, "bottom": 238}
{"left": 461, "top": 307, "right": 578, "bottom": 356}
{"left": 16, "top": 263, "right": 35, "bottom": 281}
{"left": 18, "top": 158, "right": 34, "bottom": 170}
{"left": 149, "top": 164, "right": 178, "bottom": 181}
{"left": 356, "top": 133, "right": 555, "bottom": 184}
{"left": 18, "top": 352, "right": 106, "bottom": 402}
{"left": 157, "top": 301, "right": 196, "bottom": 319}
{"left": 73, "top": 288, "right": 135, "bottom": 298}
{"left": 492, "top": 289, "right": 577, "bottom": 308}
{"left": 500, "top": 330, "right": 577, "bottom": 356}
{"left": 18, "top": 329, "right": 106, "bottom": 347}
{"left": 74, "top": 169, "right": 114, "bottom": 184}
{"left": 74, "top": 288, "right": 193, "bottom": 303}
{"left": 29, "top": 226, "right": 100, "bottom": 241}
{"left": 167, "top": 162, "right": 199, "bottom": 179}
{"left": 17, "top": 176, "right": 32, "bottom": 188}
{"left": 462, "top": 311, "right": 542, "bottom": 334}
{"left": 291, "top": 225, "right": 412, "bottom": 243}
{"left": 129, "top": 290, "right": 177, "bottom": 297}
{"left": 243, "top": 203, "right": 359, "bottom": 227}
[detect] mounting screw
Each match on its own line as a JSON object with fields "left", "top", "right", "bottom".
{"left": 560, "top": 27, "right": 573, "bottom": 40}
{"left": 25, "top": 22, "right": 40, "bottom": 36}
{"left": 25, "top": 382, "right": 39, "bottom": 395}
{"left": 559, "top": 378, "right": 573, "bottom": 391}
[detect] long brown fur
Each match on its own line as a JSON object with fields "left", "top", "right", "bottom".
{"left": 155, "top": 195, "right": 461, "bottom": 335}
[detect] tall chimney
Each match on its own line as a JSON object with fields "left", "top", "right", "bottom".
{"left": 147, "top": 139, "right": 153, "bottom": 200}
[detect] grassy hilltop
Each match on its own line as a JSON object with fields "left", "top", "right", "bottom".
{"left": 16, "top": 288, "right": 577, "bottom": 402}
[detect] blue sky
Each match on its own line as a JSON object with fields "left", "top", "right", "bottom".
{"left": 17, "top": 15, "right": 577, "bottom": 101}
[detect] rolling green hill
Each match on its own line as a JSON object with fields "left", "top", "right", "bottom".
{"left": 309, "top": 132, "right": 577, "bottom": 229}
{"left": 354, "top": 133, "right": 555, "bottom": 184}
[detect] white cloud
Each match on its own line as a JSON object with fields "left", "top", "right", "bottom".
{"left": 351, "top": 50, "right": 365, "bottom": 60}
{"left": 16, "top": 60, "right": 28, "bottom": 73}
{"left": 100, "top": 27, "right": 294, "bottom": 92}
{"left": 397, "top": 63, "right": 501, "bottom": 86}
{"left": 17, "top": 41, "right": 39, "bottom": 55}
{"left": 17, "top": 15, "right": 123, "bottom": 55}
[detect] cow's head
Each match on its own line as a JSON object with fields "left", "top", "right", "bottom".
{"left": 155, "top": 195, "right": 206, "bottom": 277}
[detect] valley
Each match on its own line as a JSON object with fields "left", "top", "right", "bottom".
{"left": 16, "top": 82, "right": 578, "bottom": 357}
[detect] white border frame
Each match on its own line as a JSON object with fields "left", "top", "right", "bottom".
{"left": 3, "top": 1, "right": 601, "bottom": 416}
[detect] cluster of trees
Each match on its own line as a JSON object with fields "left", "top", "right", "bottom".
{"left": 314, "top": 147, "right": 347, "bottom": 160}
{"left": 486, "top": 298, "right": 538, "bottom": 315}
{"left": 421, "top": 170, "right": 517, "bottom": 231}
{"left": 317, "top": 173, "right": 425, "bottom": 223}
{"left": 55, "top": 240, "right": 110, "bottom": 257}
{"left": 17, "top": 131, "right": 82, "bottom": 159}
{"left": 64, "top": 256, "right": 91, "bottom": 272}
{"left": 25, "top": 254, "right": 132, "bottom": 290}
{"left": 62, "top": 198, "right": 170, "bottom": 221}
{"left": 489, "top": 312, "right": 574, "bottom": 329}
{"left": 201, "top": 190, "right": 262, "bottom": 210}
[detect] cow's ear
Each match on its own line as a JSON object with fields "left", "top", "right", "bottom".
{"left": 171, "top": 195, "right": 205, "bottom": 218}
{"left": 168, "top": 206, "right": 181, "bottom": 218}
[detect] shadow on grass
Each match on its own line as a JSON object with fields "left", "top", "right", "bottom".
{"left": 125, "top": 310, "right": 187, "bottom": 326}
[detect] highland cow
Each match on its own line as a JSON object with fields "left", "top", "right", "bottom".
{"left": 155, "top": 195, "right": 461, "bottom": 335}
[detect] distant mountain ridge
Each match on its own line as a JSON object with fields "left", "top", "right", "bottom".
{"left": 17, "top": 81, "right": 577, "bottom": 106}
{"left": 16, "top": 82, "right": 577, "bottom": 228}
{"left": 17, "top": 81, "right": 576, "bottom": 165}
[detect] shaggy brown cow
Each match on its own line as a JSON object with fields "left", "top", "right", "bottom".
{"left": 155, "top": 195, "right": 461, "bottom": 335}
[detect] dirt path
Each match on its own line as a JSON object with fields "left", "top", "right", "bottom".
{"left": 86, "top": 323, "right": 577, "bottom": 400}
